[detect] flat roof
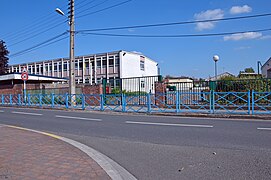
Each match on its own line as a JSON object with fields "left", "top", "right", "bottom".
{"left": 9, "top": 50, "right": 158, "bottom": 66}
{"left": 0, "top": 73, "right": 68, "bottom": 82}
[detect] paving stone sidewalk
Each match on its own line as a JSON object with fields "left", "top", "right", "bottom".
{"left": 0, "top": 126, "right": 110, "bottom": 180}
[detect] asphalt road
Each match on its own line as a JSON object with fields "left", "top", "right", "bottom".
{"left": 0, "top": 107, "right": 271, "bottom": 180}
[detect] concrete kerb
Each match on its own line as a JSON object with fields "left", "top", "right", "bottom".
{"left": 2, "top": 124, "right": 137, "bottom": 180}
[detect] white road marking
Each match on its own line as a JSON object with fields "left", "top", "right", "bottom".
{"left": 0, "top": 110, "right": 4, "bottom": 113}
{"left": 257, "top": 127, "right": 271, "bottom": 131}
{"left": 55, "top": 115, "right": 102, "bottom": 121}
{"left": 11, "top": 111, "right": 43, "bottom": 116}
{"left": 125, "top": 121, "right": 213, "bottom": 128}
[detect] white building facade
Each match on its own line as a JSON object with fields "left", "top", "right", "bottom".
{"left": 8, "top": 50, "right": 159, "bottom": 89}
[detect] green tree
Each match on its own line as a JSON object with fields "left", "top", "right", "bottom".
{"left": 244, "top": 67, "right": 255, "bottom": 73}
{"left": 0, "top": 40, "right": 9, "bottom": 75}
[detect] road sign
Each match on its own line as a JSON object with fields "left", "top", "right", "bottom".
{"left": 21, "top": 72, "right": 29, "bottom": 81}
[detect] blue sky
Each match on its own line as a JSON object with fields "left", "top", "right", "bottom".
{"left": 0, "top": 0, "right": 270, "bottom": 78}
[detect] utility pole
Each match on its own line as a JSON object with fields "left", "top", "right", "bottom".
{"left": 69, "top": 0, "right": 76, "bottom": 104}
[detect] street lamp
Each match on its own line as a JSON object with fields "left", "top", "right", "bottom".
{"left": 55, "top": 1, "right": 76, "bottom": 103}
{"left": 213, "top": 55, "right": 219, "bottom": 80}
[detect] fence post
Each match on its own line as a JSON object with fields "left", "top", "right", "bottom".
{"left": 147, "top": 93, "right": 151, "bottom": 113}
{"left": 82, "top": 94, "right": 85, "bottom": 110}
{"left": 210, "top": 90, "right": 214, "bottom": 114}
{"left": 65, "top": 93, "right": 69, "bottom": 109}
{"left": 251, "top": 90, "right": 254, "bottom": 115}
{"left": 39, "top": 94, "right": 42, "bottom": 108}
{"left": 28, "top": 94, "right": 31, "bottom": 106}
{"left": 10, "top": 94, "right": 12, "bottom": 106}
{"left": 51, "top": 93, "right": 55, "bottom": 108}
{"left": 100, "top": 94, "right": 104, "bottom": 111}
{"left": 250, "top": 90, "right": 252, "bottom": 114}
{"left": 176, "top": 91, "right": 180, "bottom": 113}
{"left": 122, "top": 94, "right": 126, "bottom": 112}
{"left": 18, "top": 94, "right": 21, "bottom": 106}
{"left": 1, "top": 95, "right": 4, "bottom": 105}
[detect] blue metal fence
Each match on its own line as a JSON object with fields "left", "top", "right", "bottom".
{"left": 0, "top": 91, "right": 270, "bottom": 115}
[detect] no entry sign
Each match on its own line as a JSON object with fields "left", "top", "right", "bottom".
{"left": 21, "top": 72, "right": 29, "bottom": 81}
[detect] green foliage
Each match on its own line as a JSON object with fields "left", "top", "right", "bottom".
{"left": 0, "top": 40, "right": 9, "bottom": 75}
{"left": 244, "top": 67, "right": 255, "bottom": 73}
{"left": 219, "top": 76, "right": 237, "bottom": 81}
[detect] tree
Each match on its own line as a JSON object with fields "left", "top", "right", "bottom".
{"left": 0, "top": 40, "right": 9, "bottom": 75}
{"left": 244, "top": 67, "right": 255, "bottom": 73}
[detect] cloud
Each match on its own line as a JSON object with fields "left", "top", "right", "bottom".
{"left": 260, "top": 35, "right": 271, "bottom": 40}
{"left": 223, "top": 32, "right": 262, "bottom": 41}
{"left": 230, "top": 5, "right": 252, "bottom": 14}
{"left": 234, "top": 46, "right": 251, "bottom": 50}
{"left": 194, "top": 9, "right": 224, "bottom": 31}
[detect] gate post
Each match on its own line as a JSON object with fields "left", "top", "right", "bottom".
{"left": 39, "top": 94, "right": 42, "bottom": 108}
{"left": 251, "top": 90, "right": 254, "bottom": 115}
{"left": 147, "top": 93, "right": 151, "bottom": 113}
{"left": 82, "top": 94, "right": 85, "bottom": 110}
{"left": 65, "top": 93, "right": 69, "bottom": 109}
{"left": 100, "top": 94, "right": 104, "bottom": 111}
{"left": 176, "top": 91, "right": 180, "bottom": 113}
{"left": 18, "top": 94, "right": 21, "bottom": 106}
{"left": 122, "top": 94, "right": 126, "bottom": 112}
{"left": 247, "top": 90, "right": 251, "bottom": 115}
{"left": 210, "top": 90, "right": 215, "bottom": 114}
{"left": 10, "top": 94, "right": 12, "bottom": 106}
{"left": 51, "top": 93, "right": 55, "bottom": 108}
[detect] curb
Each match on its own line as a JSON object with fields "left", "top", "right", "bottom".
{"left": 4, "top": 125, "right": 137, "bottom": 180}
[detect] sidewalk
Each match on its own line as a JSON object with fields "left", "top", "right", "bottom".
{"left": 0, "top": 126, "right": 110, "bottom": 180}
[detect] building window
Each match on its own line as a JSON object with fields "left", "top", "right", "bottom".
{"left": 140, "top": 80, "right": 145, "bottom": 88}
{"left": 109, "top": 58, "right": 114, "bottom": 67}
{"left": 102, "top": 60, "right": 107, "bottom": 66}
{"left": 97, "top": 61, "right": 101, "bottom": 68}
{"left": 79, "top": 62, "right": 83, "bottom": 70}
{"left": 140, "top": 56, "right": 145, "bottom": 71}
{"left": 115, "top": 57, "right": 119, "bottom": 65}
{"left": 54, "top": 64, "right": 57, "bottom": 72}
{"left": 85, "top": 78, "right": 89, "bottom": 84}
{"left": 64, "top": 62, "right": 67, "bottom": 71}
{"left": 85, "top": 62, "right": 89, "bottom": 69}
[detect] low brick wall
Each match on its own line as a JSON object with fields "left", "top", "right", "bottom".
{"left": 155, "top": 82, "right": 166, "bottom": 108}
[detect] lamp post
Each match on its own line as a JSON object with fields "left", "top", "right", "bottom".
{"left": 56, "top": 0, "right": 76, "bottom": 105}
{"left": 213, "top": 55, "right": 219, "bottom": 80}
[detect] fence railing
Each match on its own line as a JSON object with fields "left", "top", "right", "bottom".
{"left": 1, "top": 91, "right": 271, "bottom": 115}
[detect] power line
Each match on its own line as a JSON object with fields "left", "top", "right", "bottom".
{"left": 6, "top": 17, "right": 65, "bottom": 43}
{"left": 76, "top": 0, "right": 133, "bottom": 19}
{"left": 77, "top": 12, "right": 271, "bottom": 32}
{"left": 9, "top": 32, "right": 68, "bottom": 58}
{"left": 10, "top": 35, "right": 69, "bottom": 58}
{"left": 76, "top": 0, "right": 100, "bottom": 12}
{"left": 76, "top": 0, "right": 111, "bottom": 16}
{"left": 79, "top": 27, "right": 271, "bottom": 38}
{"left": 8, "top": 21, "right": 67, "bottom": 47}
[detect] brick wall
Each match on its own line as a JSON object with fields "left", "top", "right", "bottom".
{"left": 155, "top": 82, "right": 166, "bottom": 108}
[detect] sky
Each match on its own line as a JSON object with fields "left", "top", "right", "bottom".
{"left": 0, "top": 0, "right": 270, "bottom": 79}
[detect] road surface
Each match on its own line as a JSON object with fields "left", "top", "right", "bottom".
{"left": 0, "top": 107, "right": 271, "bottom": 180}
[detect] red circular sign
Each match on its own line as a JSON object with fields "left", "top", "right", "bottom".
{"left": 21, "top": 72, "right": 29, "bottom": 81}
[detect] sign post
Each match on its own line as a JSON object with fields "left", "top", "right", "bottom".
{"left": 21, "top": 67, "right": 29, "bottom": 103}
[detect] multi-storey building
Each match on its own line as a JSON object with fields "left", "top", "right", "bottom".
{"left": 8, "top": 50, "right": 159, "bottom": 87}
